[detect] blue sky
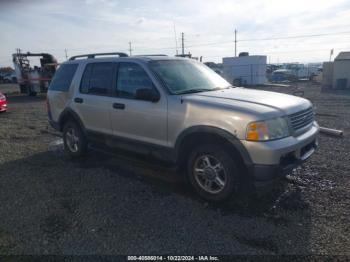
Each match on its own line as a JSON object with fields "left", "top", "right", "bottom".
{"left": 1, "top": 0, "right": 350, "bottom": 66}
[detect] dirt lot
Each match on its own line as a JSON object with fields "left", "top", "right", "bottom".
{"left": 0, "top": 82, "right": 349, "bottom": 255}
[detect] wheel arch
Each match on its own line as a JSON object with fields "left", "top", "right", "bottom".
{"left": 58, "top": 108, "right": 86, "bottom": 134}
{"left": 174, "top": 126, "right": 253, "bottom": 170}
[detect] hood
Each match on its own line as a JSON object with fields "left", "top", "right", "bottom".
{"left": 182, "top": 87, "right": 311, "bottom": 117}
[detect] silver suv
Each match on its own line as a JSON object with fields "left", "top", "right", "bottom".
{"left": 47, "top": 52, "right": 319, "bottom": 201}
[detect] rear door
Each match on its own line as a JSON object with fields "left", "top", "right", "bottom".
{"left": 72, "top": 62, "right": 116, "bottom": 135}
{"left": 110, "top": 62, "right": 167, "bottom": 146}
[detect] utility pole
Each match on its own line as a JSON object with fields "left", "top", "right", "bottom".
{"left": 329, "top": 48, "right": 334, "bottom": 62}
{"left": 128, "top": 42, "right": 133, "bottom": 56}
{"left": 234, "top": 29, "right": 237, "bottom": 57}
{"left": 64, "top": 49, "right": 68, "bottom": 60}
{"left": 181, "top": 32, "right": 184, "bottom": 55}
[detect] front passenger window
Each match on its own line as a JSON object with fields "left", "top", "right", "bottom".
{"left": 116, "top": 63, "right": 154, "bottom": 99}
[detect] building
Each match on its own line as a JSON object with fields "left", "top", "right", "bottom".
{"left": 322, "top": 62, "right": 333, "bottom": 88}
{"left": 222, "top": 53, "right": 267, "bottom": 85}
{"left": 332, "top": 52, "right": 350, "bottom": 89}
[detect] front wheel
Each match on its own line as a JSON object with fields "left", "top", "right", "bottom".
{"left": 187, "top": 144, "right": 239, "bottom": 202}
{"left": 63, "top": 121, "right": 87, "bottom": 158}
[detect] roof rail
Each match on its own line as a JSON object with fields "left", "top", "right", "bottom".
{"left": 134, "top": 54, "right": 168, "bottom": 57}
{"left": 69, "top": 52, "right": 128, "bottom": 60}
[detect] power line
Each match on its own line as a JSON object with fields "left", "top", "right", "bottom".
{"left": 265, "top": 48, "right": 342, "bottom": 54}
{"left": 1, "top": 31, "right": 350, "bottom": 65}
{"left": 202, "top": 46, "right": 350, "bottom": 59}
{"left": 186, "top": 30, "right": 350, "bottom": 48}
{"left": 239, "top": 30, "right": 350, "bottom": 42}
{"left": 7, "top": 30, "right": 348, "bottom": 57}
{"left": 2, "top": 30, "right": 349, "bottom": 58}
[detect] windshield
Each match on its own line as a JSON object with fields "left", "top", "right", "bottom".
{"left": 150, "top": 59, "right": 231, "bottom": 94}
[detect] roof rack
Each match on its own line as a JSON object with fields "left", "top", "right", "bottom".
{"left": 134, "top": 54, "right": 168, "bottom": 57}
{"left": 69, "top": 52, "right": 128, "bottom": 61}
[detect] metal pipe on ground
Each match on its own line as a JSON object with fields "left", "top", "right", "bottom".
{"left": 263, "top": 83, "right": 291, "bottom": 88}
{"left": 320, "top": 127, "right": 343, "bottom": 137}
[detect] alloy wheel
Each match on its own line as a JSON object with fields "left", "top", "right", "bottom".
{"left": 193, "top": 154, "right": 227, "bottom": 194}
{"left": 65, "top": 128, "right": 79, "bottom": 153}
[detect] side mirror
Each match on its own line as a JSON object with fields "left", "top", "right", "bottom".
{"left": 135, "top": 88, "right": 160, "bottom": 102}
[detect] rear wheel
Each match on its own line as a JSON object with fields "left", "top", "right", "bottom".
{"left": 187, "top": 144, "right": 239, "bottom": 202}
{"left": 19, "top": 84, "right": 27, "bottom": 94}
{"left": 28, "top": 87, "right": 37, "bottom": 96}
{"left": 63, "top": 121, "right": 87, "bottom": 158}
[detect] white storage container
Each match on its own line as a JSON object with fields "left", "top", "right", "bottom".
{"left": 222, "top": 55, "right": 267, "bottom": 85}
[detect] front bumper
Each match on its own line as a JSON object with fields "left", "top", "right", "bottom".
{"left": 243, "top": 122, "right": 319, "bottom": 182}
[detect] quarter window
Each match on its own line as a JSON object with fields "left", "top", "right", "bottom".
{"left": 49, "top": 63, "right": 78, "bottom": 91}
{"left": 80, "top": 62, "right": 115, "bottom": 95}
{"left": 116, "top": 63, "right": 154, "bottom": 99}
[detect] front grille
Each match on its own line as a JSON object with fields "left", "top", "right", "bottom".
{"left": 289, "top": 107, "right": 314, "bottom": 131}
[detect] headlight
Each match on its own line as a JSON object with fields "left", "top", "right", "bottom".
{"left": 246, "top": 117, "right": 289, "bottom": 141}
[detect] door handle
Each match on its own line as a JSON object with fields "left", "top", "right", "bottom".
{"left": 113, "top": 103, "right": 125, "bottom": 109}
{"left": 74, "top": 97, "right": 83, "bottom": 103}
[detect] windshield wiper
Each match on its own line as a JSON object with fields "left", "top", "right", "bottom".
{"left": 210, "top": 86, "right": 234, "bottom": 91}
{"left": 176, "top": 86, "right": 233, "bottom": 95}
{"left": 176, "top": 88, "right": 213, "bottom": 95}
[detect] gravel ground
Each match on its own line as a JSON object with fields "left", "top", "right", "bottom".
{"left": 0, "top": 83, "right": 349, "bottom": 255}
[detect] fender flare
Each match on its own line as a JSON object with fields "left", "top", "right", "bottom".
{"left": 58, "top": 108, "right": 86, "bottom": 135}
{"left": 174, "top": 125, "right": 253, "bottom": 166}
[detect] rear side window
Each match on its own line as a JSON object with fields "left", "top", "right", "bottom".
{"left": 80, "top": 62, "right": 115, "bottom": 96}
{"left": 49, "top": 64, "right": 78, "bottom": 91}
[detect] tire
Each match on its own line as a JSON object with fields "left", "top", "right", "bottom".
{"left": 27, "top": 86, "right": 37, "bottom": 96}
{"left": 187, "top": 144, "right": 239, "bottom": 202}
{"left": 29, "top": 89, "right": 37, "bottom": 97}
{"left": 19, "top": 84, "right": 27, "bottom": 94}
{"left": 63, "top": 120, "right": 88, "bottom": 158}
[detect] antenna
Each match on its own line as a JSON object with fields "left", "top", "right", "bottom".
{"left": 173, "top": 22, "right": 178, "bottom": 55}
{"left": 234, "top": 29, "right": 237, "bottom": 57}
{"left": 128, "top": 42, "right": 133, "bottom": 56}
{"left": 181, "top": 32, "right": 185, "bottom": 55}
